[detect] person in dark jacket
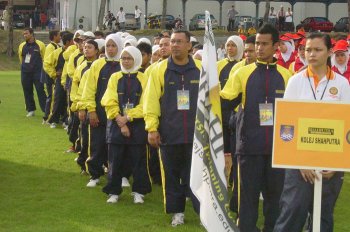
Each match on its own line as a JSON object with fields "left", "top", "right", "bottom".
{"left": 143, "top": 30, "right": 200, "bottom": 227}
{"left": 101, "top": 46, "right": 151, "bottom": 204}
{"left": 18, "top": 28, "right": 47, "bottom": 117}
{"left": 220, "top": 24, "right": 292, "bottom": 232}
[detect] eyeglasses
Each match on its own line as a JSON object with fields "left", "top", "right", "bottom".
{"left": 120, "top": 57, "right": 134, "bottom": 61}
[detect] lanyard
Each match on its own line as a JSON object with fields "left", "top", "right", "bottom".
{"left": 307, "top": 76, "right": 329, "bottom": 101}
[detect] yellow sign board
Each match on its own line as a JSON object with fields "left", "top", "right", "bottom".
{"left": 272, "top": 99, "right": 350, "bottom": 171}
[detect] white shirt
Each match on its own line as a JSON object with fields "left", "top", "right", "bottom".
{"left": 135, "top": 9, "right": 142, "bottom": 19}
{"left": 269, "top": 10, "right": 277, "bottom": 19}
{"left": 285, "top": 11, "right": 293, "bottom": 23}
{"left": 117, "top": 11, "right": 126, "bottom": 23}
{"left": 284, "top": 69, "right": 350, "bottom": 102}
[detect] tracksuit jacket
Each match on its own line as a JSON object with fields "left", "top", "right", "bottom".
{"left": 144, "top": 56, "right": 201, "bottom": 144}
{"left": 220, "top": 59, "right": 291, "bottom": 155}
{"left": 101, "top": 71, "right": 148, "bottom": 144}
{"left": 18, "top": 39, "right": 46, "bottom": 73}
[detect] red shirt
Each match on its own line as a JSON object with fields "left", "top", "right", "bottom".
{"left": 332, "top": 65, "right": 350, "bottom": 83}
{"left": 276, "top": 50, "right": 297, "bottom": 69}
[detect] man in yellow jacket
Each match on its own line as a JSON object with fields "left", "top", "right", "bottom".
{"left": 18, "top": 28, "right": 46, "bottom": 117}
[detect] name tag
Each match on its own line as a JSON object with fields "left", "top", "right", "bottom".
{"left": 25, "top": 53, "right": 31, "bottom": 63}
{"left": 177, "top": 90, "right": 190, "bottom": 110}
{"left": 123, "top": 103, "right": 134, "bottom": 115}
{"left": 259, "top": 103, "right": 273, "bottom": 126}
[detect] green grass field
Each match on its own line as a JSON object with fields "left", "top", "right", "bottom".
{"left": 0, "top": 71, "right": 349, "bottom": 231}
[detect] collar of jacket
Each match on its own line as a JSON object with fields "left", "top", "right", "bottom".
{"left": 256, "top": 58, "right": 278, "bottom": 69}
{"left": 167, "top": 55, "right": 197, "bottom": 73}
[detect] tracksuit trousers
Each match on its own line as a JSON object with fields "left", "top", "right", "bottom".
{"left": 238, "top": 155, "right": 285, "bottom": 232}
{"left": 274, "top": 170, "right": 343, "bottom": 232}
{"left": 86, "top": 124, "right": 108, "bottom": 179}
{"left": 102, "top": 144, "right": 152, "bottom": 196}
{"left": 21, "top": 70, "right": 47, "bottom": 113}
{"left": 48, "top": 77, "right": 67, "bottom": 124}
{"left": 159, "top": 144, "right": 200, "bottom": 214}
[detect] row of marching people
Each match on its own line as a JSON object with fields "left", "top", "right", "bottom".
{"left": 18, "top": 25, "right": 349, "bottom": 229}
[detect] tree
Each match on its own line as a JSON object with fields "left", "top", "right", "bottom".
{"left": 7, "top": 0, "right": 14, "bottom": 57}
{"left": 161, "top": 0, "right": 167, "bottom": 29}
{"left": 97, "top": 0, "right": 107, "bottom": 30}
{"left": 263, "top": 0, "right": 270, "bottom": 23}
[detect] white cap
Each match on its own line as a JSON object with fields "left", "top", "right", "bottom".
{"left": 94, "top": 39, "right": 105, "bottom": 50}
{"left": 152, "top": 45, "right": 160, "bottom": 54}
{"left": 83, "top": 31, "right": 95, "bottom": 38}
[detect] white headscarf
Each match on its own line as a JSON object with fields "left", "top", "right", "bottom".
{"left": 105, "top": 34, "right": 123, "bottom": 60}
{"left": 152, "top": 45, "right": 160, "bottom": 55}
{"left": 120, "top": 46, "right": 142, "bottom": 73}
{"left": 94, "top": 39, "right": 105, "bottom": 50}
{"left": 74, "top": 30, "right": 84, "bottom": 38}
{"left": 138, "top": 37, "right": 152, "bottom": 46}
{"left": 331, "top": 51, "right": 349, "bottom": 74}
{"left": 281, "top": 40, "right": 295, "bottom": 63}
{"left": 123, "top": 38, "right": 138, "bottom": 48}
{"left": 225, "top": 36, "right": 244, "bottom": 61}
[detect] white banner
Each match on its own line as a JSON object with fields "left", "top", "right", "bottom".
{"left": 190, "top": 10, "right": 239, "bottom": 232}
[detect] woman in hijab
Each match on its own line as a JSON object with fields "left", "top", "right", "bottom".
{"left": 217, "top": 35, "right": 244, "bottom": 190}
{"left": 101, "top": 46, "right": 151, "bottom": 204}
{"left": 289, "top": 38, "right": 308, "bottom": 74}
{"left": 276, "top": 35, "right": 297, "bottom": 69}
{"left": 331, "top": 40, "right": 350, "bottom": 83}
{"left": 80, "top": 34, "right": 123, "bottom": 188}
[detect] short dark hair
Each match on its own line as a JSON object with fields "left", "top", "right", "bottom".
{"left": 257, "top": 23, "right": 279, "bottom": 44}
{"left": 24, "top": 28, "right": 34, "bottom": 34}
{"left": 49, "top": 30, "right": 60, "bottom": 41}
{"left": 246, "top": 35, "right": 256, "bottom": 44}
{"left": 137, "top": 42, "right": 152, "bottom": 55}
{"left": 62, "top": 32, "right": 74, "bottom": 45}
{"left": 94, "top": 31, "right": 105, "bottom": 38}
{"left": 172, "top": 29, "right": 191, "bottom": 42}
{"left": 85, "top": 39, "right": 99, "bottom": 50}
{"left": 306, "top": 32, "right": 332, "bottom": 50}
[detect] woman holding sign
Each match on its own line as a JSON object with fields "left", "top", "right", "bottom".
{"left": 274, "top": 33, "right": 350, "bottom": 232}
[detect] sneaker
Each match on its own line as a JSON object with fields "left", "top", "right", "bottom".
{"left": 132, "top": 192, "right": 144, "bottom": 204}
{"left": 107, "top": 194, "right": 118, "bottom": 203}
{"left": 122, "top": 177, "right": 130, "bottom": 187}
{"left": 86, "top": 178, "right": 100, "bottom": 187}
{"left": 66, "top": 146, "right": 75, "bottom": 153}
{"left": 171, "top": 213, "right": 185, "bottom": 227}
{"left": 50, "top": 123, "right": 56, "bottom": 129}
{"left": 26, "top": 111, "right": 35, "bottom": 117}
{"left": 42, "top": 119, "right": 49, "bottom": 125}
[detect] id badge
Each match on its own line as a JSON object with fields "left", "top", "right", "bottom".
{"left": 177, "top": 90, "right": 190, "bottom": 110}
{"left": 259, "top": 103, "right": 273, "bottom": 126}
{"left": 25, "top": 53, "right": 31, "bottom": 63}
{"left": 123, "top": 103, "right": 134, "bottom": 115}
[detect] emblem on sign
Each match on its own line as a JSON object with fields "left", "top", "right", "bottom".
{"left": 280, "top": 125, "right": 294, "bottom": 142}
{"left": 346, "top": 130, "right": 350, "bottom": 144}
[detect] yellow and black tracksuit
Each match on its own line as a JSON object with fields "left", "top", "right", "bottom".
{"left": 220, "top": 59, "right": 291, "bottom": 232}
{"left": 18, "top": 39, "right": 47, "bottom": 113}
{"left": 81, "top": 58, "right": 121, "bottom": 180}
{"left": 65, "top": 47, "right": 85, "bottom": 151}
{"left": 144, "top": 56, "right": 201, "bottom": 214}
{"left": 43, "top": 46, "right": 69, "bottom": 124}
{"left": 217, "top": 58, "right": 238, "bottom": 153}
{"left": 101, "top": 71, "right": 151, "bottom": 196}
{"left": 42, "top": 42, "right": 60, "bottom": 120}
{"left": 70, "top": 60, "right": 93, "bottom": 171}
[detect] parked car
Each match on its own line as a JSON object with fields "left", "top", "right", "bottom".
{"left": 233, "top": 15, "right": 254, "bottom": 31}
{"left": 124, "top": 13, "right": 138, "bottom": 30}
{"left": 296, "top": 17, "right": 333, "bottom": 32}
{"left": 189, "top": 14, "right": 218, "bottom": 30}
{"left": 334, "top": 17, "right": 349, "bottom": 32}
{"left": 147, "top": 14, "right": 176, "bottom": 30}
{"left": 1, "top": 13, "right": 25, "bottom": 29}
